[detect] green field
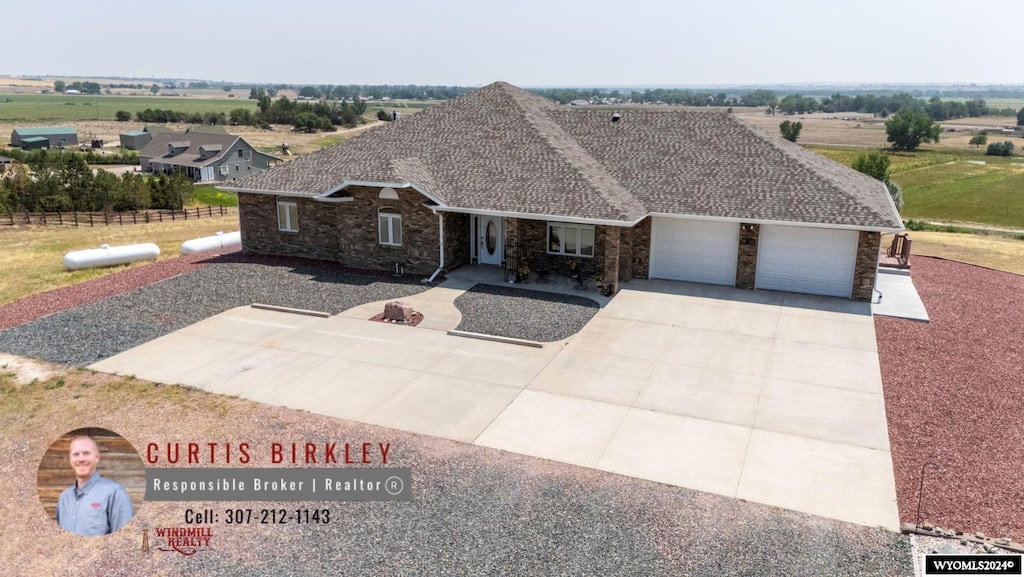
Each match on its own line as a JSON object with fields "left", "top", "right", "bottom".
{"left": 809, "top": 145, "right": 1024, "bottom": 229}
{"left": 192, "top": 186, "right": 238, "bottom": 207}
{"left": 0, "top": 94, "right": 257, "bottom": 122}
{"left": 948, "top": 97, "right": 1024, "bottom": 110}
{"left": 895, "top": 158, "right": 1024, "bottom": 228}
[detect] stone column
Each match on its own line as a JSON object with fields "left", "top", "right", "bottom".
{"left": 603, "top": 226, "right": 621, "bottom": 294}
{"left": 735, "top": 223, "right": 760, "bottom": 289}
{"left": 851, "top": 231, "right": 881, "bottom": 302}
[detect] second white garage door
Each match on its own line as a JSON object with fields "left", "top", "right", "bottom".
{"left": 756, "top": 225, "right": 858, "bottom": 298}
{"left": 650, "top": 218, "right": 739, "bottom": 286}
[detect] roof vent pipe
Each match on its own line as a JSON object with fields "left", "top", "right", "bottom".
{"left": 611, "top": 112, "right": 621, "bottom": 123}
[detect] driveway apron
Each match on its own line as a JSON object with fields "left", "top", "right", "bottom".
{"left": 90, "top": 275, "right": 899, "bottom": 530}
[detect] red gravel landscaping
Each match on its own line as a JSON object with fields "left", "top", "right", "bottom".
{"left": 0, "top": 252, "right": 216, "bottom": 331}
{"left": 877, "top": 256, "right": 1024, "bottom": 541}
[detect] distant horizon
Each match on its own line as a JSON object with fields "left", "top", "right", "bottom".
{"left": 3, "top": 0, "right": 1021, "bottom": 88}
{"left": 7, "top": 75, "right": 1024, "bottom": 93}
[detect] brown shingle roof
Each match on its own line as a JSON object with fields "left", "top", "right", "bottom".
{"left": 226, "top": 82, "right": 902, "bottom": 229}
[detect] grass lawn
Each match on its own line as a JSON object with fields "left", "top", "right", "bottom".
{"left": 807, "top": 145, "right": 962, "bottom": 173}
{"left": 0, "top": 94, "right": 256, "bottom": 123}
{"left": 808, "top": 145, "right": 1024, "bottom": 229}
{"left": 0, "top": 214, "right": 238, "bottom": 306}
{"left": 894, "top": 157, "right": 1024, "bottom": 228}
{"left": 192, "top": 186, "right": 238, "bottom": 207}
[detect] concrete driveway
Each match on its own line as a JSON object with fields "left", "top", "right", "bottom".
{"left": 90, "top": 274, "right": 899, "bottom": 530}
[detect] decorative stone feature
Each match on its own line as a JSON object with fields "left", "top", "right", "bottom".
{"left": 852, "top": 231, "right": 881, "bottom": 302}
{"left": 383, "top": 301, "right": 414, "bottom": 322}
{"left": 735, "top": 223, "right": 759, "bottom": 289}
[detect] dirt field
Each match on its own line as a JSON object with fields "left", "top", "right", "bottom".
{"left": 733, "top": 108, "right": 1022, "bottom": 150}
{"left": 890, "top": 230, "right": 1024, "bottom": 274}
{"left": 733, "top": 109, "right": 891, "bottom": 147}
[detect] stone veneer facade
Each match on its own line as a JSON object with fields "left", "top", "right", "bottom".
{"left": 851, "top": 231, "right": 881, "bottom": 302}
{"left": 240, "top": 192, "right": 879, "bottom": 300}
{"left": 735, "top": 223, "right": 760, "bottom": 289}
{"left": 238, "top": 186, "right": 468, "bottom": 276}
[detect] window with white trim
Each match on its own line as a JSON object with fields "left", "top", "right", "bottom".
{"left": 277, "top": 200, "right": 298, "bottom": 232}
{"left": 378, "top": 208, "right": 402, "bottom": 246}
{"left": 548, "top": 222, "right": 594, "bottom": 257}
{"left": 219, "top": 165, "right": 230, "bottom": 175}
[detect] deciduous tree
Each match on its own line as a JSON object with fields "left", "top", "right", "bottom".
{"left": 969, "top": 133, "right": 987, "bottom": 148}
{"left": 852, "top": 150, "right": 890, "bottom": 182}
{"left": 885, "top": 109, "right": 941, "bottom": 151}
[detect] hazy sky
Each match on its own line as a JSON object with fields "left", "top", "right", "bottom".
{"left": 7, "top": 0, "right": 1022, "bottom": 87}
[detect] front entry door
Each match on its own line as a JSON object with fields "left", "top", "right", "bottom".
{"left": 477, "top": 216, "right": 503, "bottom": 266}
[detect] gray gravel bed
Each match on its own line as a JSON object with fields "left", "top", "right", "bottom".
{"left": 0, "top": 262, "right": 430, "bottom": 366}
{"left": 172, "top": 437, "right": 912, "bottom": 577}
{"left": 453, "top": 283, "right": 600, "bottom": 342}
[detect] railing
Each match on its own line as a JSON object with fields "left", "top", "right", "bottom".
{"left": 888, "top": 233, "right": 912, "bottom": 261}
{"left": 2, "top": 205, "right": 231, "bottom": 227}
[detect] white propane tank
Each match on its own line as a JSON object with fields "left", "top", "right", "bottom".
{"left": 180, "top": 231, "right": 242, "bottom": 254}
{"left": 63, "top": 243, "right": 160, "bottom": 270}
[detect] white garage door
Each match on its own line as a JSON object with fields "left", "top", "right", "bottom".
{"left": 650, "top": 218, "right": 739, "bottom": 286}
{"left": 756, "top": 225, "right": 858, "bottom": 298}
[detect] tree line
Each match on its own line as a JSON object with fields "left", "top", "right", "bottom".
{"left": 530, "top": 88, "right": 1015, "bottom": 120}
{"left": 0, "top": 152, "right": 193, "bottom": 214}
{"left": 52, "top": 80, "right": 102, "bottom": 94}
{"left": 268, "top": 85, "right": 472, "bottom": 101}
{"left": 118, "top": 93, "right": 371, "bottom": 132}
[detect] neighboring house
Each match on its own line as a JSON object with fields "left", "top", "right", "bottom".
{"left": 10, "top": 126, "right": 78, "bottom": 149}
{"left": 119, "top": 130, "right": 152, "bottom": 151}
{"left": 138, "top": 132, "right": 281, "bottom": 182}
{"left": 220, "top": 82, "right": 902, "bottom": 301}
{"left": 0, "top": 155, "right": 13, "bottom": 173}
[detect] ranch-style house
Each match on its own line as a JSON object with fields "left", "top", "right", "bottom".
{"left": 139, "top": 132, "right": 280, "bottom": 183}
{"left": 219, "top": 82, "right": 902, "bottom": 301}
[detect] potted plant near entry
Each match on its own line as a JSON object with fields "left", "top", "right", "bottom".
{"left": 516, "top": 260, "right": 530, "bottom": 283}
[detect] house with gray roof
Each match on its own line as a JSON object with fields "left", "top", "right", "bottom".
{"left": 10, "top": 126, "right": 78, "bottom": 149}
{"left": 219, "top": 82, "right": 902, "bottom": 301}
{"left": 138, "top": 132, "right": 281, "bottom": 182}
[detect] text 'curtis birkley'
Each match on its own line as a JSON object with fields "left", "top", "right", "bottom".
{"left": 145, "top": 442, "right": 392, "bottom": 465}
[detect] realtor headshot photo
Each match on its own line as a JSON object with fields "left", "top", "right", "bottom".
{"left": 37, "top": 428, "right": 145, "bottom": 536}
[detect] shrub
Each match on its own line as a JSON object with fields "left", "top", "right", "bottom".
{"left": 986, "top": 141, "right": 1014, "bottom": 157}
{"left": 779, "top": 120, "right": 802, "bottom": 142}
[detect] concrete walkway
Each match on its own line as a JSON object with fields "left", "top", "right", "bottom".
{"left": 872, "top": 268, "right": 930, "bottom": 322}
{"left": 90, "top": 270, "right": 899, "bottom": 530}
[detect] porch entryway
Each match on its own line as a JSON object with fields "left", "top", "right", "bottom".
{"left": 471, "top": 215, "right": 504, "bottom": 266}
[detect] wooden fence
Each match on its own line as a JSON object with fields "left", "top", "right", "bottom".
{"left": 2, "top": 205, "right": 231, "bottom": 227}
